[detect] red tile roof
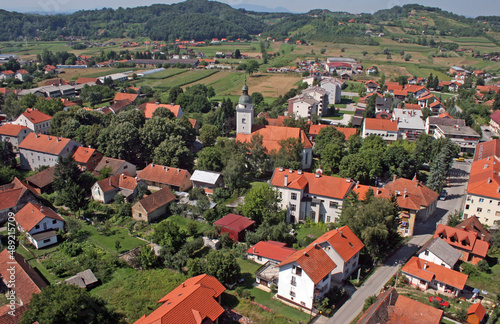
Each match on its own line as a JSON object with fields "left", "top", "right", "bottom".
{"left": 0, "top": 250, "right": 47, "bottom": 305}
{"left": 267, "top": 115, "right": 289, "bottom": 126}
{"left": 401, "top": 256, "right": 468, "bottom": 289}
{"left": 0, "top": 177, "right": 39, "bottom": 210}
{"left": 72, "top": 146, "right": 100, "bottom": 164}
{"left": 467, "top": 156, "right": 500, "bottom": 199}
{"left": 271, "top": 167, "right": 354, "bottom": 200}
{"left": 279, "top": 244, "right": 337, "bottom": 284}
{"left": 404, "top": 84, "right": 427, "bottom": 93}
{"left": 96, "top": 172, "right": 142, "bottom": 193}
{"left": 214, "top": 214, "right": 255, "bottom": 232}
{"left": 143, "top": 102, "right": 182, "bottom": 118}
{"left": 311, "top": 226, "right": 364, "bottom": 261}
{"left": 20, "top": 108, "right": 52, "bottom": 124}
{"left": 434, "top": 224, "right": 489, "bottom": 257}
{"left": 438, "top": 112, "right": 453, "bottom": 119}
{"left": 75, "top": 77, "right": 99, "bottom": 84}
{"left": 468, "top": 303, "right": 486, "bottom": 321}
{"left": 246, "top": 241, "right": 296, "bottom": 262}
{"left": 113, "top": 92, "right": 138, "bottom": 103}
{"left": 308, "top": 125, "right": 357, "bottom": 139}
{"left": 365, "top": 80, "right": 379, "bottom": 87}
{"left": 236, "top": 125, "right": 313, "bottom": 153}
{"left": 474, "top": 139, "right": 500, "bottom": 161}
{"left": 0, "top": 124, "right": 29, "bottom": 136}
{"left": 384, "top": 176, "right": 438, "bottom": 208}
{"left": 26, "top": 166, "right": 56, "bottom": 190}
{"left": 456, "top": 216, "right": 491, "bottom": 242}
{"left": 135, "top": 187, "right": 175, "bottom": 213}
{"left": 364, "top": 118, "right": 398, "bottom": 132}
{"left": 19, "top": 133, "right": 76, "bottom": 155}
{"left": 134, "top": 274, "right": 225, "bottom": 324}
{"left": 15, "top": 202, "right": 64, "bottom": 232}
{"left": 404, "top": 103, "right": 421, "bottom": 110}
{"left": 137, "top": 164, "right": 191, "bottom": 188}
{"left": 353, "top": 183, "right": 421, "bottom": 210}
{"left": 2, "top": 70, "right": 14, "bottom": 75}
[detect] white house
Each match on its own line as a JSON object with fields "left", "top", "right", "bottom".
{"left": 0, "top": 124, "right": 32, "bottom": 150}
{"left": 301, "top": 86, "right": 329, "bottom": 116}
{"left": 94, "top": 157, "right": 137, "bottom": 177}
{"left": 319, "top": 77, "right": 343, "bottom": 104}
{"left": 13, "top": 108, "right": 52, "bottom": 134}
{"left": 433, "top": 124, "right": 480, "bottom": 154}
{"left": 417, "top": 237, "right": 461, "bottom": 269}
{"left": 18, "top": 133, "right": 81, "bottom": 170}
{"left": 287, "top": 95, "right": 320, "bottom": 119}
{"left": 392, "top": 108, "right": 425, "bottom": 141}
{"left": 190, "top": 170, "right": 224, "bottom": 194}
{"left": 362, "top": 118, "right": 399, "bottom": 143}
{"left": 246, "top": 241, "right": 296, "bottom": 265}
{"left": 15, "top": 203, "right": 65, "bottom": 249}
{"left": 277, "top": 244, "right": 336, "bottom": 310}
{"left": 309, "top": 226, "right": 365, "bottom": 282}
{"left": 91, "top": 173, "right": 144, "bottom": 203}
{"left": 270, "top": 167, "right": 355, "bottom": 224}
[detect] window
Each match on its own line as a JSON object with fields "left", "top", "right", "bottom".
{"left": 291, "top": 193, "right": 297, "bottom": 200}
{"left": 477, "top": 207, "right": 483, "bottom": 212}
{"left": 257, "top": 256, "right": 262, "bottom": 261}
{"left": 465, "top": 205, "right": 470, "bottom": 210}
{"left": 311, "top": 202, "right": 317, "bottom": 207}
{"left": 326, "top": 216, "right": 331, "bottom": 222}
{"left": 290, "top": 204, "right": 296, "bottom": 211}
{"left": 279, "top": 191, "right": 282, "bottom": 198}
{"left": 424, "top": 250, "right": 429, "bottom": 256}
{"left": 291, "top": 276, "right": 297, "bottom": 286}
{"left": 309, "top": 211, "right": 316, "bottom": 219}
{"left": 290, "top": 290, "right": 296, "bottom": 297}
{"left": 242, "top": 118, "right": 246, "bottom": 124}
{"left": 479, "top": 198, "right": 485, "bottom": 203}
{"left": 330, "top": 201, "right": 338, "bottom": 209}
{"left": 43, "top": 238, "right": 51, "bottom": 243}
{"left": 52, "top": 220, "right": 57, "bottom": 224}
{"left": 35, "top": 225, "right": 40, "bottom": 229}
{"left": 322, "top": 274, "right": 329, "bottom": 283}
{"left": 292, "top": 265, "right": 302, "bottom": 276}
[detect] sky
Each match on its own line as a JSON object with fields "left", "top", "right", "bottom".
{"left": 0, "top": 0, "right": 499, "bottom": 17}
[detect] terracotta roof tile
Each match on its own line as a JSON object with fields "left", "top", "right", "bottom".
{"left": 0, "top": 124, "right": 29, "bottom": 136}
{"left": 364, "top": 118, "right": 398, "bottom": 132}
{"left": 20, "top": 108, "right": 52, "bottom": 124}
{"left": 467, "top": 157, "right": 500, "bottom": 198}
{"left": 384, "top": 177, "right": 438, "bottom": 207}
{"left": 134, "top": 274, "right": 225, "bottom": 324}
{"left": 468, "top": 303, "right": 486, "bottom": 321}
{"left": 236, "top": 125, "right": 313, "bottom": 152}
{"left": 113, "top": 92, "right": 138, "bottom": 103}
{"left": 271, "top": 167, "right": 354, "bottom": 200}
{"left": 0, "top": 178, "right": 39, "bottom": 210}
{"left": 96, "top": 172, "right": 142, "bottom": 193}
{"left": 308, "top": 125, "right": 357, "bottom": 139}
{"left": 15, "top": 202, "right": 64, "bottom": 232}
{"left": 279, "top": 244, "right": 337, "bottom": 284}
{"left": 134, "top": 187, "right": 175, "bottom": 213}
{"left": 456, "top": 216, "right": 491, "bottom": 242}
{"left": 246, "top": 241, "right": 296, "bottom": 262}
{"left": 434, "top": 224, "right": 489, "bottom": 257}
{"left": 312, "top": 226, "right": 364, "bottom": 261}
{"left": 142, "top": 102, "right": 182, "bottom": 118}
{"left": 75, "top": 77, "right": 99, "bottom": 84}
{"left": 19, "top": 133, "right": 77, "bottom": 155}
{"left": 474, "top": 139, "right": 500, "bottom": 161}
{"left": 26, "top": 166, "right": 56, "bottom": 189}
{"left": 95, "top": 157, "right": 135, "bottom": 175}
{"left": 72, "top": 147, "right": 101, "bottom": 164}
{"left": 137, "top": 164, "right": 191, "bottom": 188}
{"left": 0, "top": 250, "right": 47, "bottom": 305}
{"left": 401, "top": 256, "right": 468, "bottom": 289}
{"left": 214, "top": 214, "right": 255, "bottom": 232}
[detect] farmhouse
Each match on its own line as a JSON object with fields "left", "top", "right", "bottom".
{"left": 132, "top": 187, "right": 176, "bottom": 223}
{"left": 72, "top": 146, "right": 103, "bottom": 171}
{"left": 92, "top": 173, "right": 144, "bottom": 203}
{"left": 136, "top": 164, "right": 192, "bottom": 192}
{"left": 0, "top": 124, "right": 32, "bottom": 150}
{"left": 0, "top": 177, "right": 40, "bottom": 223}
{"left": 15, "top": 203, "right": 65, "bottom": 249}
{"left": 94, "top": 157, "right": 137, "bottom": 177}
{"left": 13, "top": 108, "right": 52, "bottom": 134}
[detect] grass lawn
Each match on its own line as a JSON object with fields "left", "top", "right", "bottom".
{"left": 162, "top": 215, "right": 212, "bottom": 237}
{"left": 339, "top": 110, "right": 355, "bottom": 115}
{"left": 15, "top": 245, "right": 59, "bottom": 283}
{"left": 82, "top": 222, "right": 146, "bottom": 254}
{"left": 323, "top": 115, "right": 344, "bottom": 120}
{"left": 295, "top": 222, "right": 328, "bottom": 244}
{"left": 91, "top": 267, "right": 187, "bottom": 322}
{"left": 464, "top": 249, "right": 500, "bottom": 295}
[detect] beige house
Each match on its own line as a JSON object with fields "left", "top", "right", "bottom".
{"left": 0, "top": 124, "right": 32, "bottom": 150}
{"left": 132, "top": 188, "right": 176, "bottom": 222}
{"left": 136, "top": 164, "right": 192, "bottom": 192}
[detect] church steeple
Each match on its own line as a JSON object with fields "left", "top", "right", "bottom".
{"left": 236, "top": 82, "right": 254, "bottom": 135}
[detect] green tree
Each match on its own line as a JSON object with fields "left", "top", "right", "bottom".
{"left": 446, "top": 210, "right": 462, "bottom": 227}
{"left": 168, "top": 86, "right": 183, "bottom": 103}
{"left": 199, "top": 124, "right": 220, "bottom": 147}
{"left": 271, "top": 138, "right": 304, "bottom": 170}
{"left": 240, "top": 184, "right": 281, "bottom": 225}
{"left": 114, "top": 240, "right": 121, "bottom": 252}
{"left": 205, "top": 250, "right": 241, "bottom": 285}
{"left": 152, "top": 220, "right": 186, "bottom": 249}
{"left": 493, "top": 90, "right": 500, "bottom": 111}
{"left": 151, "top": 107, "right": 175, "bottom": 119}
{"left": 383, "top": 145, "right": 417, "bottom": 179}
{"left": 222, "top": 153, "right": 249, "bottom": 191}
{"left": 196, "top": 147, "right": 224, "bottom": 172}
{"left": 187, "top": 258, "right": 205, "bottom": 277}
{"left": 20, "top": 285, "right": 120, "bottom": 324}
{"left": 245, "top": 60, "right": 259, "bottom": 76}
{"left": 152, "top": 135, "right": 193, "bottom": 169}
{"left": 0, "top": 141, "right": 16, "bottom": 167}
{"left": 98, "top": 122, "right": 143, "bottom": 164}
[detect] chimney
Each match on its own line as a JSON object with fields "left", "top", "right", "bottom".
{"left": 393, "top": 174, "right": 397, "bottom": 182}
{"left": 404, "top": 188, "right": 407, "bottom": 198}
{"left": 279, "top": 166, "right": 283, "bottom": 172}
{"left": 488, "top": 177, "right": 492, "bottom": 184}
{"left": 35, "top": 133, "right": 39, "bottom": 138}
{"left": 284, "top": 175, "right": 288, "bottom": 187}
{"left": 298, "top": 170, "right": 302, "bottom": 175}
{"left": 346, "top": 178, "right": 351, "bottom": 183}
{"left": 153, "top": 197, "right": 155, "bottom": 205}
{"left": 253, "top": 247, "right": 256, "bottom": 253}
{"left": 424, "top": 261, "right": 428, "bottom": 269}
{"left": 56, "top": 137, "right": 60, "bottom": 142}
{"left": 316, "top": 172, "right": 321, "bottom": 178}
{"left": 289, "top": 168, "right": 293, "bottom": 173}
{"left": 177, "top": 169, "right": 180, "bottom": 173}
{"left": 151, "top": 164, "right": 154, "bottom": 168}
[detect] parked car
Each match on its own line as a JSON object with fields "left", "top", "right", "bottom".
{"left": 439, "top": 190, "right": 447, "bottom": 201}
{"left": 429, "top": 296, "right": 450, "bottom": 307}
{"left": 456, "top": 157, "right": 465, "bottom": 162}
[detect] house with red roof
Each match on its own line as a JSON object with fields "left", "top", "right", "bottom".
{"left": 456, "top": 216, "right": 491, "bottom": 242}
{"left": 214, "top": 214, "right": 255, "bottom": 242}
{"left": 15, "top": 203, "right": 65, "bottom": 249}
{"left": 15, "top": 69, "right": 30, "bottom": 82}
{"left": 94, "top": 157, "right": 136, "bottom": 177}
{"left": 277, "top": 243, "right": 337, "bottom": 310}
{"left": 26, "top": 166, "right": 56, "bottom": 194}
{"left": 270, "top": 167, "right": 355, "bottom": 224}
{"left": 136, "top": 164, "right": 192, "bottom": 192}
{"left": 18, "top": 133, "right": 81, "bottom": 170}
{"left": 13, "top": 108, "right": 52, "bottom": 134}
{"left": 141, "top": 102, "right": 184, "bottom": 119}
{"left": 401, "top": 256, "right": 468, "bottom": 296}
{"left": 385, "top": 175, "right": 439, "bottom": 221}
{"left": 132, "top": 187, "right": 176, "bottom": 223}
{"left": 308, "top": 125, "right": 357, "bottom": 140}
{"left": 0, "top": 124, "right": 32, "bottom": 150}
{"left": 92, "top": 173, "right": 145, "bottom": 204}
{"left": 464, "top": 154, "right": 500, "bottom": 226}
{"left": 72, "top": 146, "right": 103, "bottom": 171}
{"left": 365, "top": 80, "right": 379, "bottom": 93}
{"left": 112, "top": 92, "right": 139, "bottom": 104}
{"left": 134, "top": 274, "right": 225, "bottom": 324}
{"left": 434, "top": 224, "right": 489, "bottom": 264}
{"left": 357, "top": 288, "right": 443, "bottom": 324}
{"left": 362, "top": 118, "right": 399, "bottom": 143}
{"left": 0, "top": 250, "right": 47, "bottom": 321}
{"left": 247, "top": 241, "right": 296, "bottom": 265}
{"left": 236, "top": 85, "right": 313, "bottom": 169}
{"left": 467, "top": 303, "right": 486, "bottom": 324}
{"left": 489, "top": 111, "right": 500, "bottom": 136}
{"left": 0, "top": 177, "right": 40, "bottom": 223}
{"left": 0, "top": 70, "right": 15, "bottom": 80}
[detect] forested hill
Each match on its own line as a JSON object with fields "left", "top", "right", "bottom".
{"left": 0, "top": 1, "right": 498, "bottom": 43}
{"left": 0, "top": 0, "right": 264, "bottom": 41}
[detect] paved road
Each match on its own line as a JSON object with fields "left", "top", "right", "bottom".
{"left": 313, "top": 159, "right": 471, "bottom": 324}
